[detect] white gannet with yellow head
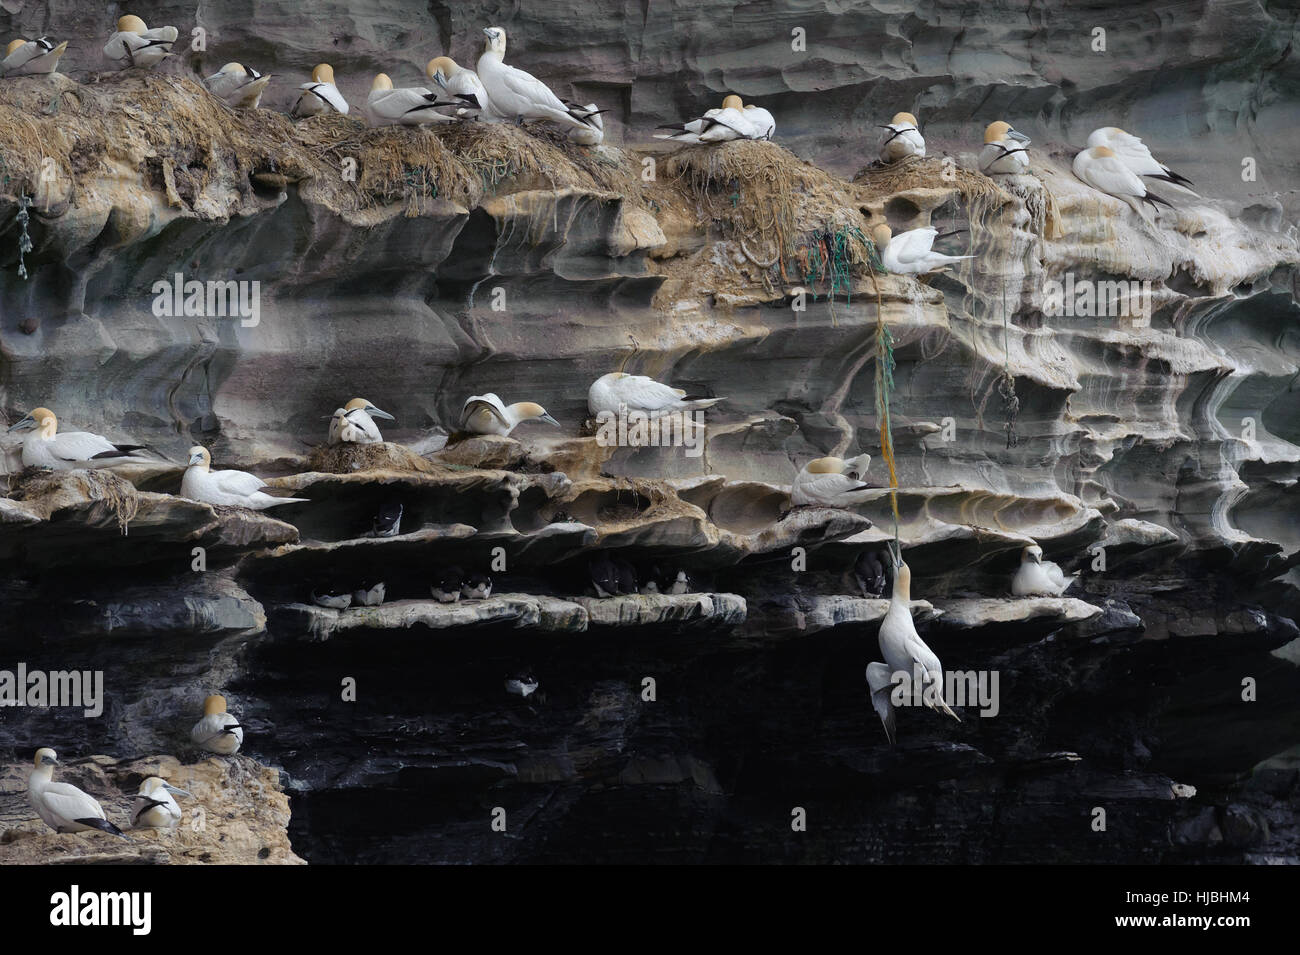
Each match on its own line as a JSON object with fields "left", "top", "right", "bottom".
{"left": 1073, "top": 145, "right": 1174, "bottom": 217}
{"left": 7, "top": 407, "right": 147, "bottom": 470}
{"left": 476, "top": 26, "right": 600, "bottom": 132}
{"left": 132, "top": 776, "right": 193, "bottom": 829}
{"left": 427, "top": 56, "right": 500, "bottom": 119}
{"left": 979, "top": 120, "right": 1031, "bottom": 176}
{"left": 865, "top": 551, "right": 961, "bottom": 743}
{"left": 28, "top": 748, "right": 128, "bottom": 838}
{"left": 292, "top": 63, "right": 350, "bottom": 117}
{"left": 103, "top": 15, "right": 178, "bottom": 70}
{"left": 1011, "top": 543, "right": 1079, "bottom": 596}
{"left": 879, "top": 111, "right": 925, "bottom": 162}
{"left": 588, "top": 372, "right": 723, "bottom": 418}
{"left": 190, "top": 695, "right": 243, "bottom": 755}
{"left": 698, "top": 97, "right": 752, "bottom": 142}
{"left": 461, "top": 393, "right": 560, "bottom": 437}
{"left": 1, "top": 37, "right": 69, "bottom": 76}
{"left": 204, "top": 62, "right": 273, "bottom": 108}
{"left": 654, "top": 95, "right": 744, "bottom": 143}
{"left": 364, "top": 72, "right": 462, "bottom": 126}
{"left": 180, "top": 447, "right": 309, "bottom": 510}
{"left": 871, "top": 223, "right": 973, "bottom": 275}
{"left": 1085, "top": 127, "right": 1196, "bottom": 194}
{"left": 327, "top": 397, "right": 394, "bottom": 445}
{"left": 790, "top": 454, "right": 874, "bottom": 507}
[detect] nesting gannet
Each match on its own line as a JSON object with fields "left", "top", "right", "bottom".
{"left": 7, "top": 407, "right": 146, "bottom": 470}
{"left": 180, "top": 447, "right": 309, "bottom": 510}
{"left": 370, "top": 500, "right": 403, "bottom": 537}
{"left": 1, "top": 37, "right": 69, "bottom": 76}
{"left": 364, "top": 73, "right": 460, "bottom": 126}
{"left": 1086, "top": 127, "right": 1196, "bottom": 192}
{"left": 587, "top": 372, "right": 723, "bottom": 418}
{"left": 854, "top": 549, "right": 887, "bottom": 597}
{"left": 103, "top": 15, "right": 178, "bottom": 70}
{"left": 1073, "top": 145, "right": 1173, "bottom": 216}
{"left": 505, "top": 673, "right": 538, "bottom": 697}
{"left": 132, "top": 777, "right": 192, "bottom": 829}
{"left": 667, "top": 569, "right": 692, "bottom": 595}
{"left": 1011, "top": 544, "right": 1078, "bottom": 596}
{"left": 567, "top": 103, "right": 605, "bottom": 144}
{"left": 292, "top": 63, "right": 349, "bottom": 117}
{"left": 28, "top": 749, "right": 127, "bottom": 838}
{"left": 328, "top": 397, "right": 393, "bottom": 445}
{"left": 654, "top": 95, "right": 744, "bottom": 143}
{"left": 461, "top": 393, "right": 559, "bottom": 437}
{"left": 790, "top": 455, "right": 874, "bottom": 507}
{"left": 477, "top": 26, "right": 598, "bottom": 132}
{"left": 461, "top": 572, "right": 492, "bottom": 600}
{"left": 204, "top": 62, "right": 272, "bottom": 109}
{"left": 352, "top": 581, "right": 386, "bottom": 607}
{"left": 432, "top": 567, "right": 463, "bottom": 603}
{"left": 979, "top": 121, "right": 1031, "bottom": 176}
{"left": 697, "top": 100, "right": 751, "bottom": 143}
{"left": 871, "top": 224, "right": 973, "bottom": 276}
{"left": 879, "top": 112, "right": 925, "bottom": 162}
{"left": 312, "top": 587, "right": 352, "bottom": 610}
{"left": 738, "top": 104, "right": 776, "bottom": 140}
{"left": 427, "top": 56, "right": 500, "bottom": 119}
{"left": 865, "top": 556, "right": 960, "bottom": 743}
{"left": 190, "top": 695, "right": 243, "bottom": 755}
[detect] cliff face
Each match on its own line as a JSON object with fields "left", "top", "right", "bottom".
{"left": 0, "top": 1, "right": 1298, "bottom": 864}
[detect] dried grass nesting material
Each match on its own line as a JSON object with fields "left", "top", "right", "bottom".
{"left": 10, "top": 467, "right": 139, "bottom": 534}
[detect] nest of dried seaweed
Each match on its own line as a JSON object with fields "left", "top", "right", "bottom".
{"left": 8, "top": 467, "right": 139, "bottom": 534}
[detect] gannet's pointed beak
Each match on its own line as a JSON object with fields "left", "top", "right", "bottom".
{"left": 41, "top": 754, "right": 59, "bottom": 765}
{"left": 483, "top": 28, "right": 492, "bottom": 37}
{"left": 367, "top": 406, "right": 395, "bottom": 421}
{"left": 540, "top": 413, "right": 560, "bottom": 427}
{"left": 7, "top": 414, "right": 34, "bottom": 433}
{"left": 1007, "top": 129, "right": 1030, "bottom": 143}
{"left": 163, "top": 783, "right": 194, "bottom": 798}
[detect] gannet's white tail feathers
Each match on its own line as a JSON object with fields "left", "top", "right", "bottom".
{"left": 865, "top": 662, "right": 897, "bottom": 745}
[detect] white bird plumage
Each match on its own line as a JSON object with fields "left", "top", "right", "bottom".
{"left": 879, "top": 111, "right": 925, "bottom": 162}
{"left": 28, "top": 748, "right": 127, "bottom": 838}
{"left": 1011, "top": 544, "right": 1078, "bottom": 596}
{"left": 190, "top": 695, "right": 243, "bottom": 755}
{"left": 327, "top": 397, "right": 393, "bottom": 445}
{"left": 293, "top": 63, "right": 349, "bottom": 117}
{"left": 1, "top": 37, "right": 69, "bottom": 76}
{"left": 428, "top": 56, "right": 501, "bottom": 120}
{"left": 181, "top": 446, "right": 309, "bottom": 510}
{"left": 979, "top": 120, "right": 1031, "bottom": 176}
{"left": 364, "top": 73, "right": 459, "bottom": 126}
{"left": 461, "top": 393, "right": 559, "bottom": 436}
{"left": 871, "top": 224, "right": 973, "bottom": 275}
{"left": 7, "top": 407, "right": 146, "bottom": 470}
{"left": 654, "top": 95, "right": 744, "bottom": 143}
{"left": 204, "top": 62, "right": 272, "bottom": 109}
{"left": 476, "top": 26, "right": 598, "bottom": 132}
{"left": 132, "top": 776, "right": 192, "bottom": 829}
{"left": 587, "top": 372, "right": 723, "bottom": 418}
{"left": 1073, "top": 145, "right": 1173, "bottom": 217}
{"left": 1085, "top": 127, "right": 1197, "bottom": 194}
{"left": 103, "top": 15, "right": 177, "bottom": 70}
{"left": 790, "top": 455, "right": 873, "bottom": 507}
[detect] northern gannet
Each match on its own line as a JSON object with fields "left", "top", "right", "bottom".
{"left": 180, "top": 446, "right": 309, "bottom": 510}
{"left": 204, "top": 62, "right": 272, "bottom": 109}
{"left": 7, "top": 407, "right": 146, "bottom": 470}
{"left": 364, "top": 73, "right": 460, "bottom": 126}
{"left": 567, "top": 102, "right": 605, "bottom": 144}
{"left": 505, "top": 673, "right": 538, "bottom": 697}
{"left": 103, "top": 15, "right": 177, "bottom": 70}
{"left": 352, "top": 581, "right": 386, "bottom": 607}
{"left": 587, "top": 372, "right": 723, "bottom": 418}
{"left": 854, "top": 549, "right": 887, "bottom": 597}
{"left": 654, "top": 95, "right": 743, "bottom": 143}
{"left": 292, "top": 63, "right": 349, "bottom": 117}
{"left": 427, "top": 56, "right": 500, "bottom": 119}
{"left": 879, "top": 112, "right": 925, "bottom": 162}
{"left": 190, "top": 695, "right": 243, "bottom": 755}
{"left": 461, "top": 393, "right": 559, "bottom": 436}
{"left": 865, "top": 556, "right": 960, "bottom": 743}
{"left": 432, "top": 567, "right": 463, "bottom": 603}
{"left": 1073, "top": 145, "right": 1173, "bottom": 216}
{"left": 1, "top": 37, "right": 68, "bottom": 76}
{"left": 871, "top": 224, "right": 973, "bottom": 275}
{"left": 736, "top": 104, "right": 776, "bottom": 141}
{"left": 697, "top": 101, "right": 750, "bottom": 143}
{"left": 132, "top": 776, "right": 192, "bottom": 829}
{"left": 790, "top": 454, "right": 874, "bottom": 507}
{"left": 1011, "top": 544, "right": 1078, "bottom": 596}
{"left": 461, "top": 572, "right": 492, "bottom": 600}
{"left": 1086, "top": 127, "right": 1196, "bottom": 193}
{"left": 328, "top": 397, "right": 393, "bottom": 445}
{"left": 979, "top": 120, "right": 1031, "bottom": 176}
{"left": 28, "top": 749, "right": 127, "bottom": 838}
{"left": 476, "top": 26, "right": 598, "bottom": 132}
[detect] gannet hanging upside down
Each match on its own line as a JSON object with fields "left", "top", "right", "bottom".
{"left": 1073, "top": 145, "right": 1173, "bottom": 216}
{"left": 180, "top": 447, "right": 309, "bottom": 510}
{"left": 7, "top": 407, "right": 147, "bottom": 470}
{"left": 28, "top": 748, "right": 127, "bottom": 838}
{"left": 879, "top": 112, "right": 925, "bottom": 162}
{"left": 103, "top": 15, "right": 178, "bottom": 70}
{"left": 132, "top": 776, "right": 193, "bottom": 829}
{"left": 1085, "top": 127, "right": 1196, "bottom": 193}
{"left": 979, "top": 120, "right": 1031, "bottom": 176}
{"left": 587, "top": 373, "right": 723, "bottom": 418}
{"left": 327, "top": 397, "right": 394, "bottom": 445}
{"left": 476, "top": 26, "right": 599, "bottom": 133}
{"left": 190, "top": 695, "right": 243, "bottom": 755}
{"left": 1011, "top": 544, "right": 1079, "bottom": 596}
{"left": 865, "top": 554, "right": 961, "bottom": 743}
{"left": 292, "top": 63, "right": 349, "bottom": 117}
{"left": 790, "top": 454, "right": 874, "bottom": 507}
{"left": 461, "top": 393, "right": 559, "bottom": 436}
{"left": 871, "top": 224, "right": 973, "bottom": 275}
{"left": 1, "top": 37, "right": 69, "bottom": 76}
{"left": 204, "top": 62, "right": 273, "bottom": 109}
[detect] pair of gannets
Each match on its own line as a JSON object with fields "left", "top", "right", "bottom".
{"left": 293, "top": 63, "right": 350, "bottom": 117}
{"left": 7, "top": 407, "right": 146, "bottom": 470}
{"left": 655, "top": 95, "right": 775, "bottom": 143}
{"left": 478, "top": 26, "right": 600, "bottom": 133}
{"left": 871, "top": 224, "right": 972, "bottom": 275}
{"left": 1073, "top": 127, "right": 1193, "bottom": 216}
{"left": 979, "top": 120, "right": 1031, "bottom": 176}
{"left": 1085, "top": 127, "right": 1195, "bottom": 193}
{"left": 103, "top": 15, "right": 178, "bottom": 70}
{"left": 461, "top": 393, "right": 559, "bottom": 436}
{"left": 1, "top": 37, "right": 68, "bottom": 76}
{"left": 204, "top": 63, "right": 273, "bottom": 109}
{"left": 364, "top": 67, "right": 466, "bottom": 126}
{"left": 879, "top": 112, "right": 925, "bottom": 162}
{"left": 790, "top": 454, "right": 873, "bottom": 507}
{"left": 181, "top": 447, "right": 309, "bottom": 510}
{"left": 865, "top": 554, "right": 961, "bottom": 743}
{"left": 587, "top": 372, "right": 724, "bottom": 418}
{"left": 191, "top": 694, "right": 243, "bottom": 754}
{"left": 327, "top": 397, "right": 394, "bottom": 445}
{"left": 1011, "top": 544, "right": 1078, "bottom": 596}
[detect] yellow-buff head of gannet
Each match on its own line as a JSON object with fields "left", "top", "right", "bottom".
{"left": 722, "top": 94, "right": 743, "bottom": 110}
{"left": 805, "top": 456, "right": 847, "bottom": 475}
{"left": 218, "top": 61, "right": 248, "bottom": 76}
{"left": 187, "top": 446, "right": 212, "bottom": 470}
{"left": 203, "top": 694, "right": 228, "bottom": 716}
{"left": 891, "top": 558, "right": 912, "bottom": 601}
{"left": 33, "top": 747, "right": 58, "bottom": 773}
{"left": 7, "top": 407, "right": 57, "bottom": 437}
{"left": 482, "top": 26, "right": 508, "bottom": 55}
{"left": 1092, "top": 145, "right": 1116, "bottom": 158}
{"left": 344, "top": 397, "right": 395, "bottom": 419}
{"left": 870, "top": 223, "right": 892, "bottom": 248}
{"left": 371, "top": 73, "right": 394, "bottom": 92}
{"left": 116, "top": 14, "right": 149, "bottom": 34}
{"left": 891, "top": 111, "right": 918, "bottom": 126}
{"left": 1023, "top": 543, "right": 1044, "bottom": 563}
{"left": 312, "top": 63, "right": 336, "bottom": 83}
{"left": 6, "top": 39, "right": 26, "bottom": 56}
{"left": 139, "top": 775, "right": 193, "bottom": 797}
{"left": 984, "top": 121, "right": 1013, "bottom": 143}
{"left": 427, "top": 56, "right": 459, "bottom": 83}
